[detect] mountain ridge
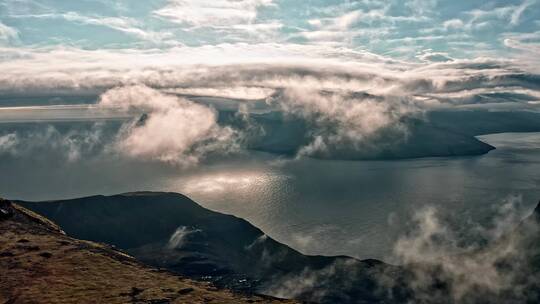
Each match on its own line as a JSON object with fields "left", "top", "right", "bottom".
{"left": 11, "top": 191, "right": 540, "bottom": 303}
{"left": 0, "top": 197, "right": 296, "bottom": 304}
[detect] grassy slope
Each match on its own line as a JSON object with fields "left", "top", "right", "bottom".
{"left": 0, "top": 198, "right": 295, "bottom": 304}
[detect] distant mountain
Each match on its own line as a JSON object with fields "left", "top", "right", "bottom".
{"left": 0, "top": 197, "right": 293, "bottom": 304}
{"left": 220, "top": 110, "right": 540, "bottom": 159}
{"left": 16, "top": 192, "right": 540, "bottom": 303}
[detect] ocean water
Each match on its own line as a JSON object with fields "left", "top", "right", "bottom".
{"left": 1, "top": 131, "right": 540, "bottom": 261}
{"left": 169, "top": 132, "right": 540, "bottom": 260}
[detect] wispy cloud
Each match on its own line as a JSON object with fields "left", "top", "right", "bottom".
{"left": 153, "top": 0, "right": 279, "bottom": 41}
{"left": 155, "top": 0, "right": 275, "bottom": 26}
{"left": 0, "top": 124, "right": 104, "bottom": 162}
{"left": 11, "top": 12, "right": 173, "bottom": 44}
{"left": 1, "top": 1, "right": 538, "bottom": 59}
{"left": 465, "top": 0, "right": 537, "bottom": 28}
{"left": 0, "top": 22, "right": 18, "bottom": 44}
{"left": 510, "top": 0, "right": 536, "bottom": 25}
{"left": 443, "top": 18, "right": 465, "bottom": 31}
{"left": 393, "top": 195, "right": 538, "bottom": 302}
{"left": 298, "top": 4, "right": 430, "bottom": 45}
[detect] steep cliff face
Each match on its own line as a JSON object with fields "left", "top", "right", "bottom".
{"left": 0, "top": 198, "right": 295, "bottom": 304}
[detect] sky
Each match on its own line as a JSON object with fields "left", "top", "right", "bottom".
{"left": 0, "top": 0, "right": 539, "bottom": 60}
{"left": 0, "top": 0, "right": 539, "bottom": 164}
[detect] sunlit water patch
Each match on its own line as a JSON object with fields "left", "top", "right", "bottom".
{"left": 1, "top": 131, "right": 540, "bottom": 261}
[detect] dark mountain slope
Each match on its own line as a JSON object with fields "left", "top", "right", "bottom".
{"left": 220, "top": 110, "right": 540, "bottom": 159}
{"left": 0, "top": 198, "right": 295, "bottom": 304}
{"left": 18, "top": 192, "right": 540, "bottom": 303}
{"left": 219, "top": 110, "right": 496, "bottom": 159}
{"left": 19, "top": 192, "right": 410, "bottom": 303}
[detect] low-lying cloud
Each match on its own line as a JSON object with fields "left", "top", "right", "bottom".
{"left": 168, "top": 226, "right": 202, "bottom": 249}
{"left": 98, "top": 85, "right": 238, "bottom": 166}
{"left": 0, "top": 124, "right": 104, "bottom": 162}
{"left": 269, "top": 88, "right": 419, "bottom": 156}
{"left": 260, "top": 195, "right": 540, "bottom": 303}
{"left": 392, "top": 194, "right": 539, "bottom": 302}
{"left": 0, "top": 44, "right": 539, "bottom": 162}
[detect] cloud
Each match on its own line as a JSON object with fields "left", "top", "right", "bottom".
{"left": 168, "top": 226, "right": 201, "bottom": 249}
{"left": 259, "top": 194, "right": 540, "bottom": 303}
{"left": 153, "top": 0, "right": 279, "bottom": 40}
{"left": 299, "top": 5, "right": 430, "bottom": 44}
{"left": 12, "top": 12, "right": 172, "bottom": 44}
{"left": 0, "top": 133, "right": 18, "bottom": 154}
{"left": 268, "top": 88, "right": 419, "bottom": 157}
{"left": 98, "top": 85, "right": 238, "bottom": 166}
{"left": 443, "top": 18, "right": 464, "bottom": 31}
{"left": 1, "top": 43, "right": 536, "bottom": 97}
{"left": 392, "top": 194, "right": 539, "bottom": 302}
{"left": 0, "top": 44, "right": 538, "bottom": 159}
{"left": 155, "top": 0, "right": 275, "bottom": 27}
{"left": 465, "top": 0, "right": 537, "bottom": 29}
{"left": 405, "top": 0, "right": 438, "bottom": 15}
{"left": 0, "top": 124, "right": 105, "bottom": 162}
{"left": 263, "top": 259, "right": 351, "bottom": 301}
{"left": 502, "top": 31, "right": 540, "bottom": 65}
{"left": 510, "top": 0, "right": 536, "bottom": 26}
{"left": 416, "top": 49, "right": 454, "bottom": 62}
{"left": 0, "top": 22, "right": 18, "bottom": 44}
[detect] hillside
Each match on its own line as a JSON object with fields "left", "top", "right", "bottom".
{"left": 13, "top": 192, "right": 540, "bottom": 303}
{"left": 0, "top": 198, "right": 295, "bottom": 304}
{"left": 18, "top": 192, "right": 410, "bottom": 303}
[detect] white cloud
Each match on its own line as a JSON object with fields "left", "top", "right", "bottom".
{"left": 443, "top": 18, "right": 464, "bottom": 30}
{"left": 98, "top": 85, "right": 238, "bottom": 166}
{"left": 393, "top": 195, "right": 536, "bottom": 302}
{"left": 416, "top": 49, "right": 453, "bottom": 62}
{"left": 155, "top": 0, "right": 274, "bottom": 27}
{"left": 0, "top": 125, "right": 104, "bottom": 162}
{"left": 0, "top": 22, "right": 18, "bottom": 44}
{"left": 12, "top": 12, "right": 173, "bottom": 44}
{"left": 0, "top": 44, "right": 538, "bottom": 159}
{"left": 405, "top": 0, "right": 438, "bottom": 16}
{"left": 154, "top": 0, "right": 278, "bottom": 40}
{"left": 465, "top": 0, "right": 536, "bottom": 29}
{"left": 62, "top": 12, "right": 173, "bottom": 43}
{"left": 269, "top": 88, "right": 418, "bottom": 157}
{"left": 300, "top": 5, "right": 429, "bottom": 44}
{"left": 510, "top": 0, "right": 536, "bottom": 26}
{"left": 166, "top": 86, "right": 274, "bottom": 100}
{"left": 0, "top": 44, "right": 536, "bottom": 103}
{"left": 0, "top": 133, "right": 18, "bottom": 154}
{"left": 502, "top": 31, "right": 540, "bottom": 70}
{"left": 168, "top": 226, "right": 201, "bottom": 249}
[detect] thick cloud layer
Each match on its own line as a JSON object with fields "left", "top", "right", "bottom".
{"left": 0, "top": 45, "right": 539, "bottom": 161}
{"left": 98, "top": 85, "right": 238, "bottom": 166}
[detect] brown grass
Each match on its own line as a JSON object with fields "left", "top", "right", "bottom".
{"left": 0, "top": 202, "right": 296, "bottom": 304}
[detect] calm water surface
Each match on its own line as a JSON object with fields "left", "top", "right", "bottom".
{"left": 2, "top": 132, "right": 540, "bottom": 261}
